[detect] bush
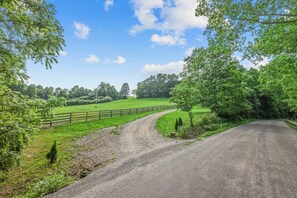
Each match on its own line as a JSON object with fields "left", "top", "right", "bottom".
{"left": 175, "top": 113, "right": 223, "bottom": 139}
{"left": 65, "top": 96, "right": 113, "bottom": 106}
{"left": 178, "top": 117, "right": 183, "bottom": 126}
{"left": 46, "top": 141, "right": 57, "bottom": 164}
{"left": 175, "top": 119, "right": 179, "bottom": 131}
{"left": 17, "top": 173, "right": 69, "bottom": 198}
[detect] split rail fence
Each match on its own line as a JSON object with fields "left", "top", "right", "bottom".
{"left": 41, "top": 105, "right": 176, "bottom": 126}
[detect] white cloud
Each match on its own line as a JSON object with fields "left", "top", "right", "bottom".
{"left": 151, "top": 34, "right": 185, "bottom": 45}
{"left": 59, "top": 50, "right": 68, "bottom": 57}
{"left": 84, "top": 54, "right": 100, "bottom": 63}
{"left": 184, "top": 46, "right": 195, "bottom": 57}
{"left": 143, "top": 60, "right": 185, "bottom": 75}
{"left": 113, "top": 56, "right": 126, "bottom": 64}
{"left": 104, "top": 0, "right": 114, "bottom": 11}
{"left": 130, "top": 0, "right": 208, "bottom": 45}
{"left": 73, "top": 22, "right": 91, "bottom": 39}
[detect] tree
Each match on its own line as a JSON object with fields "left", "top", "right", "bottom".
{"left": 170, "top": 80, "right": 199, "bottom": 127}
{"left": 0, "top": 0, "right": 64, "bottom": 171}
{"left": 259, "top": 55, "right": 297, "bottom": 114}
{"left": 136, "top": 74, "right": 180, "bottom": 98}
{"left": 26, "top": 84, "right": 37, "bottom": 99}
{"left": 195, "top": 0, "right": 296, "bottom": 119}
{"left": 120, "top": 83, "right": 130, "bottom": 99}
{"left": 196, "top": 0, "right": 297, "bottom": 60}
{"left": 184, "top": 47, "right": 252, "bottom": 120}
{"left": 96, "top": 82, "right": 120, "bottom": 100}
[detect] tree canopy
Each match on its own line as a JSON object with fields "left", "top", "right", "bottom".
{"left": 0, "top": 0, "right": 64, "bottom": 171}
{"left": 196, "top": 0, "right": 297, "bottom": 60}
{"left": 136, "top": 73, "right": 180, "bottom": 98}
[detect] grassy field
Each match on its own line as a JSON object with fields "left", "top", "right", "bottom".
{"left": 156, "top": 107, "right": 211, "bottom": 137}
{"left": 54, "top": 97, "right": 171, "bottom": 114}
{"left": 0, "top": 110, "right": 166, "bottom": 197}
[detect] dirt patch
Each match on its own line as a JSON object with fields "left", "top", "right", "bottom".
{"left": 70, "top": 111, "right": 176, "bottom": 178}
{"left": 71, "top": 126, "right": 122, "bottom": 178}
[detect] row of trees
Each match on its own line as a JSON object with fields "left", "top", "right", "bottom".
{"left": 171, "top": 0, "right": 297, "bottom": 125}
{"left": 9, "top": 82, "right": 131, "bottom": 105}
{"left": 136, "top": 73, "right": 180, "bottom": 98}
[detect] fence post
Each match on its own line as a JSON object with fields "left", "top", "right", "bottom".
{"left": 129, "top": 109, "right": 131, "bottom": 115}
{"left": 110, "top": 110, "right": 112, "bottom": 117}
{"left": 69, "top": 113, "right": 72, "bottom": 123}
{"left": 86, "top": 112, "right": 88, "bottom": 122}
{"left": 120, "top": 109, "right": 123, "bottom": 116}
{"left": 136, "top": 108, "right": 138, "bottom": 114}
{"left": 98, "top": 111, "right": 101, "bottom": 119}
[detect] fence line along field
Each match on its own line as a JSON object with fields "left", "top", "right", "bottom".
{"left": 53, "top": 97, "right": 171, "bottom": 114}
{"left": 43, "top": 105, "right": 176, "bottom": 126}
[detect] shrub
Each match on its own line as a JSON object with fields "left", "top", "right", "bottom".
{"left": 65, "top": 96, "right": 113, "bottom": 106}
{"left": 175, "top": 119, "right": 179, "bottom": 131}
{"left": 46, "top": 141, "right": 57, "bottom": 164}
{"left": 174, "top": 113, "right": 223, "bottom": 139}
{"left": 178, "top": 117, "right": 183, "bottom": 126}
{"left": 17, "top": 173, "right": 69, "bottom": 198}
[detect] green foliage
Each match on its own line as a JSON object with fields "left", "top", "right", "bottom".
{"left": 156, "top": 108, "right": 211, "bottom": 137}
{"left": 170, "top": 80, "right": 199, "bottom": 126}
{"left": 120, "top": 83, "right": 130, "bottom": 98}
{"left": 16, "top": 173, "right": 69, "bottom": 198}
{"left": 66, "top": 96, "right": 112, "bottom": 106}
{"left": 175, "top": 119, "right": 179, "bottom": 131}
{"left": 0, "top": 0, "right": 64, "bottom": 171}
{"left": 46, "top": 141, "right": 57, "bottom": 164}
{"left": 178, "top": 117, "right": 183, "bottom": 126}
{"left": 0, "top": 87, "right": 41, "bottom": 171}
{"left": 183, "top": 47, "right": 253, "bottom": 120}
{"left": 194, "top": 0, "right": 296, "bottom": 119}
{"left": 96, "top": 82, "right": 120, "bottom": 100}
{"left": 0, "top": 111, "right": 164, "bottom": 197}
{"left": 136, "top": 73, "right": 180, "bottom": 98}
{"left": 259, "top": 55, "right": 297, "bottom": 114}
{"left": 196, "top": 0, "right": 297, "bottom": 59}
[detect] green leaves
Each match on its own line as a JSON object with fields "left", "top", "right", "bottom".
{"left": 0, "top": 0, "right": 64, "bottom": 171}
{"left": 196, "top": 0, "right": 297, "bottom": 59}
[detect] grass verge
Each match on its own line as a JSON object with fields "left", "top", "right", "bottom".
{"left": 0, "top": 110, "right": 165, "bottom": 197}
{"left": 196, "top": 119, "right": 254, "bottom": 141}
{"left": 286, "top": 120, "right": 297, "bottom": 131}
{"left": 156, "top": 107, "right": 211, "bottom": 137}
{"left": 157, "top": 109, "right": 253, "bottom": 140}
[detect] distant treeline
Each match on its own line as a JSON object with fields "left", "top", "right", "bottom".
{"left": 9, "top": 82, "right": 130, "bottom": 106}
{"left": 136, "top": 73, "right": 180, "bottom": 98}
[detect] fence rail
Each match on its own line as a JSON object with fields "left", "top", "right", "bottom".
{"left": 40, "top": 105, "right": 176, "bottom": 126}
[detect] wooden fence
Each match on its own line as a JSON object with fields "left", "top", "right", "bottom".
{"left": 41, "top": 105, "right": 176, "bottom": 126}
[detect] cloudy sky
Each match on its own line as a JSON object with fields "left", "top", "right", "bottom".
{"left": 27, "top": 0, "right": 209, "bottom": 90}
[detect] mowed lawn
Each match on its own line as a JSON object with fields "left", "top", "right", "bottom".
{"left": 54, "top": 97, "right": 171, "bottom": 114}
{"left": 156, "top": 107, "right": 211, "bottom": 137}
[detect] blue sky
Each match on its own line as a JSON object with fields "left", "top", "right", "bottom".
{"left": 27, "top": 0, "right": 209, "bottom": 90}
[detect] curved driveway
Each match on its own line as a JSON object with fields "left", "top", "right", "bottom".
{"left": 48, "top": 120, "right": 297, "bottom": 198}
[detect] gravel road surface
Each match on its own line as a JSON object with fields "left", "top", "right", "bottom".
{"left": 48, "top": 120, "right": 297, "bottom": 198}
